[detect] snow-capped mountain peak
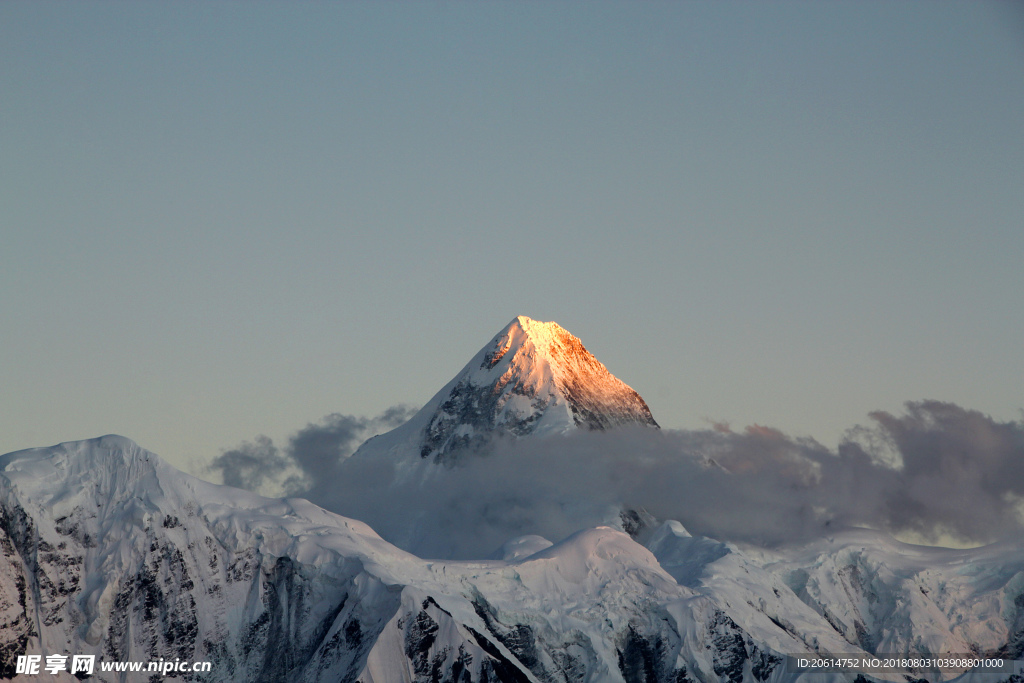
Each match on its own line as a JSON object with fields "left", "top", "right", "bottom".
{"left": 353, "top": 316, "right": 658, "bottom": 465}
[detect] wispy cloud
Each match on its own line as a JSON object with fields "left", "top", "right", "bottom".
{"left": 208, "top": 406, "right": 415, "bottom": 496}
{"left": 208, "top": 435, "right": 288, "bottom": 492}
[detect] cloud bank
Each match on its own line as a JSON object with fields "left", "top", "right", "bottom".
{"left": 211, "top": 401, "right": 1024, "bottom": 558}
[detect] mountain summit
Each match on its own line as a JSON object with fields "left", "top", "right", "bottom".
{"left": 354, "top": 315, "right": 658, "bottom": 464}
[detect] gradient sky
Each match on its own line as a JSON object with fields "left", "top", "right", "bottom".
{"left": 2, "top": 1, "right": 1022, "bottom": 474}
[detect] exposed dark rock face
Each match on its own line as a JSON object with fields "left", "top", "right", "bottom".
{"left": 0, "top": 503, "right": 37, "bottom": 679}
{"left": 619, "top": 509, "right": 659, "bottom": 543}
{"left": 395, "top": 596, "right": 536, "bottom": 683}
{"left": 616, "top": 625, "right": 666, "bottom": 683}
{"left": 710, "top": 610, "right": 749, "bottom": 683}
{"left": 421, "top": 377, "right": 549, "bottom": 462}
{"left": 998, "top": 593, "right": 1024, "bottom": 658}
{"left": 749, "top": 646, "right": 781, "bottom": 681}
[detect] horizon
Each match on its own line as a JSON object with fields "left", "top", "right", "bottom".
{"left": 2, "top": 2, "right": 1022, "bottom": 477}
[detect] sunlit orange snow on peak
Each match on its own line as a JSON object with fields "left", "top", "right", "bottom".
{"left": 486, "top": 315, "right": 659, "bottom": 429}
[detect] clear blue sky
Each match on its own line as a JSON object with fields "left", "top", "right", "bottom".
{"left": 2, "top": 1, "right": 1022, "bottom": 472}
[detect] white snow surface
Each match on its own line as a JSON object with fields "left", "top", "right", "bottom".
{"left": 755, "top": 529, "right": 1024, "bottom": 659}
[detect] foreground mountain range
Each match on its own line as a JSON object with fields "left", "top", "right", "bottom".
{"left": 3, "top": 317, "right": 1024, "bottom": 682}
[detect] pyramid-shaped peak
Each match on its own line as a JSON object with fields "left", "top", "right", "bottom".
{"left": 409, "top": 316, "right": 660, "bottom": 462}
{"left": 351, "top": 316, "right": 659, "bottom": 464}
